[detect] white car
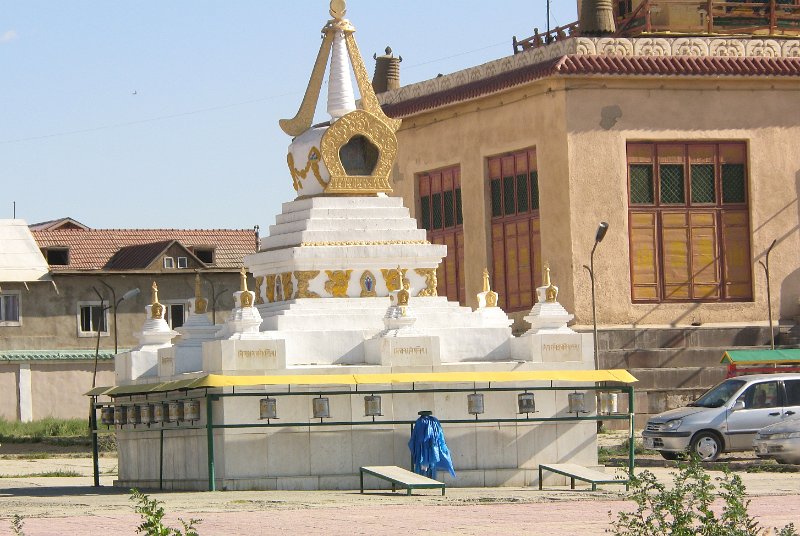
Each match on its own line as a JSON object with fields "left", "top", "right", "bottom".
{"left": 754, "top": 417, "right": 800, "bottom": 464}
{"left": 642, "top": 373, "right": 800, "bottom": 461}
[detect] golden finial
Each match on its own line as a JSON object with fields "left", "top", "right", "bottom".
{"left": 330, "top": 0, "right": 346, "bottom": 20}
{"left": 481, "top": 267, "right": 499, "bottom": 307}
{"left": 194, "top": 273, "right": 208, "bottom": 314}
{"left": 150, "top": 281, "right": 164, "bottom": 319}
{"left": 482, "top": 268, "right": 491, "bottom": 293}
{"left": 240, "top": 268, "right": 248, "bottom": 292}
{"left": 544, "top": 263, "right": 558, "bottom": 303}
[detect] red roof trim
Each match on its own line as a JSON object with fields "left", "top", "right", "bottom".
{"left": 383, "top": 54, "right": 800, "bottom": 118}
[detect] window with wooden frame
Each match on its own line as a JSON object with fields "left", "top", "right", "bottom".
{"left": 628, "top": 142, "right": 752, "bottom": 303}
{"left": 417, "top": 166, "right": 465, "bottom": 304}
{"left": 488, "top": 148, "right": 542, "bottom": 312}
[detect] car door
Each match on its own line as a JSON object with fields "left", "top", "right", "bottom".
{"left": 725, "top": 380, "right": 783, "bottom": 450}
{"left": 781, "top": 379, "right": 800, "bottom": 421}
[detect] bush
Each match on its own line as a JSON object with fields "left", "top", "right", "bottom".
{"left": 131, "top": 489, "right": 201, "bottom": 536}
{"left": 609, "top": 456, "right": 799, "bottom": 535}
{"left": 0, "top": 418, "right": 88, "bottom": 442}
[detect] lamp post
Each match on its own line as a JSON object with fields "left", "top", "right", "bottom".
{"left": 91, "top": 284, "right": 140, "bottom": 388}
{"left": 202, "top": 275, "right": 227, "bottom": 324}
{"left": 583, "top": 222, "right": 609, "bottom": 371}
{"left": 758, "top": 239, "right": 778, "bottom": 350}
{"left": 99, "top": 281, "right": 141, "bottom": 353}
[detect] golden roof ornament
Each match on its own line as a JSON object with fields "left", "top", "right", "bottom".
{"left": 194, "top": 273, "right": 208, "bottom": 314}
{"left": 240, "top": 268, "right": 249, "bottom": 293}
{"left": 481, "top": 268, "right": 499, "bottom": 308}
{"left": 280, "top": 0, "right": 401, "bottom": 196}
{"left": 150, "top": 281, "right": 164, "bottom": 319}
{"left": 544, "top": 264, "right": 559, "bottom": 303}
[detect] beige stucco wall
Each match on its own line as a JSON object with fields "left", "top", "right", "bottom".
{"left": 392, "top": 75, "right": 800, "bottom": 328}
{"left": 0, "top": 363, "right": 19, "bottom": 420}
{"left": 29, "top": 361, "right": 114, "bottom": 419}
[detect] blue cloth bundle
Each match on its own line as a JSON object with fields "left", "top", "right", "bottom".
{"left": 408, "top": 414, "right": 456, "bottom": 479}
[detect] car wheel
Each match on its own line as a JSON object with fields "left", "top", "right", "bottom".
{"left": 660, "top": 451, "right": 682, "bottom": 461}
{"left": 690, "top": 431, "right": 722, "bottom": 462}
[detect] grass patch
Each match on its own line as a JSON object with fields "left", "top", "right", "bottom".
{"left": 746, "top": 463, "right": 798, "bottom": 473}
{"left": 0, "top": 470, "right": 82, "bottom": 478}
{"left": 0, "top": 418, "right": 89, "bottom": 442}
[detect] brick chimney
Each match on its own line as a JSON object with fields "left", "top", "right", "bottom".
{"left": 372, "top": 46, "right": 402, "bottom": 94}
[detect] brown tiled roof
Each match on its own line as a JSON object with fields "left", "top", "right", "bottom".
{"left": 383, "top": 54, "right": 800, "bottom": 118}
{"left": 32, "top": 228, "right": 256, "bottom": 271}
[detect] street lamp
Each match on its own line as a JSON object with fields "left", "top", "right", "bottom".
{"left": 99, "top": 281, "right": 141, "bottom": 353}
{"left": 758, "top": 239, "right": 778, "bottom": 350}
{"left": 583, "top": 222, "right": 609, "bottom": 371}
{"left": 91, "top": 284, "right": 140, "bottom": 389}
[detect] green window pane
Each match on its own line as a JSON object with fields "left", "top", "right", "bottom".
{"left": 455, "top": 188, "right": 463, "bottom": 225}
{"left": 503, "top": 176, "right": 515, "bottom": 216}
{"left": 691, "top": 164, "right": 715, "bottom": 204}
{"left": 629, "top": 164, "right": 654, "bottom": 204}
{"left": 660, "top": 164, "right": 685, "bottom": 204}
{"left": 490, "top": 180, "right": 502, "bottom": 217}
{"left": 443, "top": 190, "right": 455, "bottom": 227}
{"left": 419, "top": 196, "right": 431, "bottom": 230}
{"left": 431, "top": 192, "right": 442, "bottom": 229}
{"left": 530, "top": 171, "right": 540, "bottom": 209}
{"left": 516, "top": 174, "right": 529, "bottom": 213}
{"left": 722, "top": 164, "right": 746, "bottom": 203}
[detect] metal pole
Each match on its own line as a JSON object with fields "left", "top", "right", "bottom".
{"left": 759, "top": 239, "right": 778, "bottom": 350}
{"left": 590, "top": 241, "right": 599, "bottom": 371}
{"left": 90, "top": 397, "right": 100, "bottom": 487}
{"left": 100, "top": 281, "right": 118, "bottom": 354}
{"left": 159, "top": 428, "right": 164, "bottom": 490}
{"left": 628, "top": 385, "right": 635, "bottom": 476}
{"left": 206, "top": 395, "right": 216, "bottom": 491}
{"left": 546, "top": 0, "right": 551, "bottom": 36}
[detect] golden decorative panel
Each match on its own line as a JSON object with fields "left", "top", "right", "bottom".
{"left": 381, "top": 268, "right": 409, "bottom": 292}
{"left": 324, "top": 270, "right": 352, "bottom": 298}
{"left": 265, "top": 274, "right": 276, "bottom": 304}
{"left": 288, "top": 146, "right": 326, "bottom": 193}
{"left": 241, "top": 291, "right": 254, "bottom": 308}
{"left": 254, "top": 276, "right": 265, "bottom": 305}
{"left": 280, "top": 272, "right": 294, "bottom": 301}
{"left": 360, "top": 270, "right": 377, "bottom": 297}
{"left": 414, "top": 268, "right": 438, "bottom": 297}
{"left": 294, "top": 271, "right": 321, "bottom": 298}
{"left": 321, "top": 109, "right": 396, "bottom": 195}
{"left": 279, "top": 32, "right": 334, "bottom": 137}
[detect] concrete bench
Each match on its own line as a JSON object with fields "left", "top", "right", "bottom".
{"left": 359, "top": 465, "right": 446, "bottom": 496}
{"left": 538, "top": 463, "right": 628, "bottom": 491}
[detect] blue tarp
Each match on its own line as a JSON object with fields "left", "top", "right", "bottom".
{"left": 408, "top": 415, "right": 456, "bottom": 479}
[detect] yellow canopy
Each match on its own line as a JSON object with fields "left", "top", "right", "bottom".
{"left": 90, "top": 369, "right": 636, "bottom": 396}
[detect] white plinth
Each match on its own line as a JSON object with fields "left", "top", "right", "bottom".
{"left": 203, "top": 339, "right": 287, "bottom": 374}
{"left": 364, "top": 335, "right": 441, "bottom": 366}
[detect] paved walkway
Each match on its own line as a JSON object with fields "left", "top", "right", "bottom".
{"left": 1, "top": 457, "right": 799, "bottom": 534}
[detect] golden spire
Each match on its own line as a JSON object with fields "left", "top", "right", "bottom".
{"left": 481, "top": 267, "right": 498, "bottom": 308}
{"left": 330, "top": 0, "right": 346, "bottom": 20}
{"left": 194, "top": 273, "right": 208, "bottom": 314}
{"left": 150, "top": 281, "right": 164, "bottom": 319}
{"left": 482, "top": 268, "right": 491, "bottom": 293}
{"left": 544, "top": 264, "right": 558, "bottom": 303}
{"left": 240, "top": 268, "right": 249, "bottom": 292}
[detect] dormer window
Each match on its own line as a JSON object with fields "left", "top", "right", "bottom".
{"left": 177, "top": 257, "right": 188, "bottom": 269}
{"left": 164, "top": 257, "right": 175, "bottom": 269}
{"left": 193, "top": 247, "right": 215, "bottom": 264}
{"left": 43, "top": 247, "right": 69, "bottom": 266}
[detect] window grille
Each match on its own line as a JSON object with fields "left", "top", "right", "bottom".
{"left": 691, "top": 164, "right": 716, "bottom": 204}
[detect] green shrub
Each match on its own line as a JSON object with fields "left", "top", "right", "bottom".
{"left": 609, "top": 456, "right": 798, "bottom": 535}
{"left": 10, "top": 515, "right": 24, "bottom": 536}
{"left": 131, "top": 489, "right": 201, "bottom": 536}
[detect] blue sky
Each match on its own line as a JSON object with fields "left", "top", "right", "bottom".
{"left": 1, "top": 1, "right": 577, "bottom": 231}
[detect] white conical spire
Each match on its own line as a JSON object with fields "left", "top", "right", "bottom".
{"left": 327, "top": 30, "right": 357, "bottom": 121}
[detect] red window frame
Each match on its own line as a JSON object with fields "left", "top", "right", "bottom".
{"left": 417, "top": 166, "right": 465, "bottom": 304}
{"left": 488, "top": 148, "right": 542, "bottom": 312}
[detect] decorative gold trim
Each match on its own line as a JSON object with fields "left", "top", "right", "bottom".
{"left": 280, "top": 272, "right": 294, "bottom": 301}
{"left": 279, "top": 31, "right": 334, "bottom": 137}
{"left": 324, "top": 270, "right": 352, "bottom": 297}
{"left": 301, "top": 240, "right": 429, "bottom": 247}
{"left": 414, "top": 268, "right": 438, "bottom": 297}
{"left": 381, "top": 267, "right": 409, "bottom": 292}
{"left": 265, "top": 274, "right": 276, "bottom": 303}
{"left": 321, "top": 109, "right": 396, "bottom": 195}
{"left": 295, "top": 270, "right": 321, "bottom": 298}
{"left": 254, "top": 276, "right": 264, "bottom": 305}
{"left": 360, "top": 270, "right": 377, "bottom": 297}
{"left": 194, "top": 274, "right": 208, "bottom": 314}
{"left": 241, "top": 291, "right": 254, "bottom": 308}
{"left": 343, "top": 32, "right": 402, "bottom": 132}
{"left": 288, "top": 146, "right": 326, "bottom": 192}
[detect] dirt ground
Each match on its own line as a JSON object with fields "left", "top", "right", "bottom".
{"left": 1, "top": 435, "right": 799, "bottom": 535}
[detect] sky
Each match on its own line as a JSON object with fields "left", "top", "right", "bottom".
{"left": 2, "top": 1, "right": 577, "bottom": 231}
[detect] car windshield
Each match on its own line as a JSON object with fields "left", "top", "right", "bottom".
{"left": 690, "top": 379, "right": 747, "bottom": 408}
